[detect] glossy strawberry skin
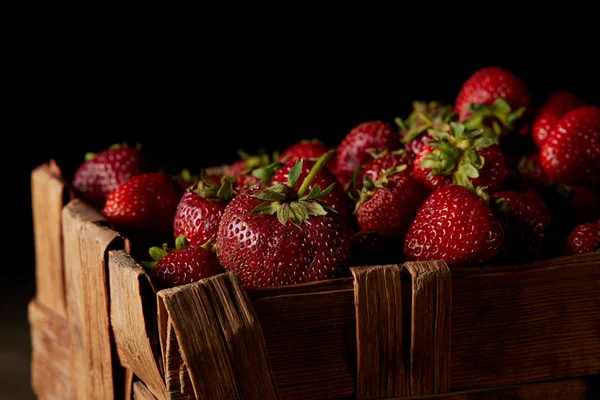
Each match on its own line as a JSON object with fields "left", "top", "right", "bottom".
{"left": 355, "top": 151, "right": 415, "bottom": 191}
{"left": 103, "top": 172, "right": 183, "bottom": 240}
{"left": 150, "top": 246, "right": 224, "bottom": 289}
{"left": 215, "top": 189, "right": 353, "bottom": 288}
{"left": 455, "top": 66, "right": 531, "bottom": 122}
{"left": 355, "top": 174, "right": 427, "bottom": 242}
{"left": 173, "top": 190, "right": 228, "bottom": 247}
{"left": 540, "top": 106, "right": 600, "bottom": 189}
{"left": 414, "top": 144, "right": 506, "bottom": 193}
{"left": 404, "top": 185, "right": 504, "bottom": 266}
{"left": 566, "top": 220, "right": 600, "bottom": 255}
{"left": 335, "top": 120, "right": 401, "bottom": 185}
{"left": 491, "top": 189, "right": 552, "bottom": 260}
{"left": 271, "top": 158, "right": 353, "bottom": 219}
{"left": 279, "top": 139, "right": 330, "bottom": 162}
{"left": 71, "top": 145, "right": 146, "bottom": 208}
{"left": 532, "top": 92, "right": 583, "bottom": 148}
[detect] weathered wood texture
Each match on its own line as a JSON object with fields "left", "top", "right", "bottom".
{"left": 133, "top": 381, "right": 159, "bottom": 400}
{"left": 31, "top": 161, "right": 70, "bottom": 317}
{"left": 109, "top": 250, "right": 167, "bottom": 399}
{"left": 158, "top": 272, "right": 279, "bottom": 400}
{"left": 28, "top": 300, "right": 72, "bottom": 400}
{"left": 62, "top": 198, "right": 125, "bottom": 399}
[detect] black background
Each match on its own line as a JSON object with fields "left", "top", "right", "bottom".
{"left": 4, "top": 13, "right": 600, "bottom": 398}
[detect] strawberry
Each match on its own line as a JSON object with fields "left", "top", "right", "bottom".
{"left": 71, "top": 143, "right": 147, "bottom": 208}
{"left": 413, "top": 122, "right": 506, "bottom": 193}
{"left": 353, "top": 149, "right": 414, "bottom": 192}
{"left": 173, "top": 173, "right": 234, "bottom": 247}
{"left": 103, "top": 172, "right": 184, "bottom": 242}
{"left": 491, "top": 188, "right": 552, "bottom": 261}
{"left": 403, "top": 185, "right": 504, "bottom": 266}
{"left": 174, "top": 168, "right": 201, "bottom": 189}
{"left": 271, "top": 157, "right": 353, "bottom": 220}
{"left": 354, "top": 163, "right": 427, "bottom": 244}
{"left": 215, "top": 152, "right": 353, "bottom": 288}
{"left": 226, "top": 149, "right": 281, "bottom": 191}
{"left": 396, "top": 100, "right": 457, "bottom": 155}
{"left": 566, "top": 220, "right": 600, "bottom": 255}
{"left": 334, "top": 120, "right": 401, "bottom": 186}
{"left": 278, "top": 139, "right": 332, "bottom": 164}
{"left": 142, "top": 235, "right": 224, "bottom": 289}
{"left": 532, "top": 92, "right": 584, "bottom": 149}
{"left": 540, "top": 106, "right": 600, "bottom": 190}
{"left": 518, "top": 153, "right": 550, "bottom": 189}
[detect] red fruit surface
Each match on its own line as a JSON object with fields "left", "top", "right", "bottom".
{"left": 403, "top": 185, "right": 504, "bottom": 266}
{"left": 150, "top": 246, "right": 224, "bottom": 289}
{"left": 491, "top": 189, "right": 552, "bottom": 260}
{"left": 71, "top": 145, "right": 147, "bottom": 208}
{"left": 355, "top": 150, "right": 414, "bottom": 191}
{"left": 518, "top": 153, "right": 550, "bottom": 188}
{"left": 566, "top": 220, "right": 600, "bottom": 255}
{"left": 455, "top": 66, "right": 531, "bottom": 122}
{"left": 215, "top": 188, "right": 353, "bottom": 288}
{"left": 279, "top": 139, "right": 331, "bottom": 163}
{"left": 540, "top": 106, "right": 600, "bottom": 189}
{"left": 335, "top": 120, "right": 401, "bottom": 185}
{"left": 532, "top": 92, "right": 584, "bottom": 148}
{"left": 271, "top": 158, "right": 353, "bottom": 219}
{"left": 103, "top": 172, "right": 183, "bottom": 239}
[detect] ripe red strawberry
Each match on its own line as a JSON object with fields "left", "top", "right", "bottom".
{"left": 455, "top": 66, "right": 531, "bottom": 123}
{"left": 413, "top": 122, "right": 506, "bottom": 193}
{"left": 540, "top": 106, "right": 600, "bottom": 190}
{"left": 566, "top": 220, "right": 600, "bottom": 255}
{"left": 143, "top": 235, "right": 224, "bottom": 289}
{"left": 215, "top": 152, "right": 353, "bottom": 288}
{"left": 354, "top": 165, "right": 428, "bottom": 244}
{"left": 491, "top": 189, "right": 552, "bottom": 261}
{"left": 354, "top": 149, "right": 415, "bottom": 192}
{"left": 173, "top": 174, "right": 234, "bottom": 247}
{"left": 271, "top": 158, "right": 353, "bottom": 220}
{"left": 404, "top": 185, "right": 504, "bottom": 266}
{"left": 226, "top": 149, "right": 280, "bottom": 191}
{"left": 71, "top": 143, "right": 147, "bottom": 208}
{"left": 279, "top": 139, "right": 331, "bottom": 163}
{"left": 396, "top": 101, "right": 457, "bottom": 155}
{"left": 518, "top": 153, "right": 550, "bottom": 189}
{"left": 532, "top": 92, "right": 584, "bottom": 148}
{"left": 103, "top": 172, "right": 184, "bottom": 241}
{"left": 334, "top": 120, "right": 401, "bottom": 186}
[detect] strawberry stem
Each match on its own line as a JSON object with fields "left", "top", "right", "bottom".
{"left": 296, "top": 150, "right": 334, "bottom": 198}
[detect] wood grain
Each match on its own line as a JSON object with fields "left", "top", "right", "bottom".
{"left": 162, "top": 319, "right": 192, "bottom": 399}
{"left": 31, "top": 162, "right": 70, "bottom": 317}
{"left": 133, "top": 381, "right": 159, "bottom": 400}
{"left": 404, "top": 261, "right": 451, "bottom": 396}
{"left": 28, "top": 300, "right": 72, "bottom": 400}
{"left": 62, "top": 198, "right": 124, "bottom": 399}
{"left": 351, "top": 264, "right": 407, "bottom": 399}
{"left": 450, "top": 253, "right": 600, "bottom": 390}
{"left": 108, "top": 250, "right": 167, "bottom": 399}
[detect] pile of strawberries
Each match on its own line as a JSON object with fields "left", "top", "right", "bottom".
{"left": 70, "top": 66, "right": 600, "bottom": 290}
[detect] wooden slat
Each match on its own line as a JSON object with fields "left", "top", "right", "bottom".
{"left": 252, "top": 287, "right": 357, "bottom": 400}
{"left": 31, "top": 161, "right": 70, "bottom": 317}
{"left": 450, "top": 253, "right": 600, "bottom": 390}
{"left": 351, "top": 264, "right": 407, "bottom": 399}
{"left": 133, "top": 381, "right": 159, "bottom": 400}
{"left": 62, "top": 198, "right": 124, "bottom": 399}
{"left": 108, "top": 250, "right": 167, "bottom": 399}
{"left": 397, "top": 375, "right": 597, "bottom": 399}
{"left": 163, "top": 319, "right": 190, "bottom": 400}
{"left": 124, "top": 369, "right": 135, "bottom": 400}
{"left": 28, "top": 300, "right": 72, "bottom": 400}
{"left": 404, "top": 261, "right": 452, "bottom": 396}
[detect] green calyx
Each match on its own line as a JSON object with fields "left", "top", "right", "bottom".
{"left": 397, "top": 101, "right": 458, "bottom": 144}
{"left": 353, "top": 164, "right": 407, "bottom": 213}
{"left": 250, "top": 151, "right": 338, "bottom": 228}
{"left": 420, "top": 122, "right": 497, "bottom": 191}
{"left": 237, "top": 148, "right": 280, "bottom": 175}
{"left": 140, "top": 235, "right": 189, "bottom": 269}
{"left": 463, "top": 97, "right": 526, "bottom": 137}
{"left": 191, "top": 171, "right": 234, "bottom": 203}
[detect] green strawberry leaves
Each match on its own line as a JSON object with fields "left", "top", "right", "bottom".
{"left": 141, "top": 235, "right": 189, "bottom": 269}
{"left": 463, "top": 97, "right": 526, "bottom": 137}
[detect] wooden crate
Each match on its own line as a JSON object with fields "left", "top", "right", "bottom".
{"left": 29, "top": 162, "right": 600, "bottom": 399}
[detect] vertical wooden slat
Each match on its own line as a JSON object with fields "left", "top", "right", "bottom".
{"left": 163, "top": 319, "right": 189, "bottom": 400}
{"left": 62, "top": 198, "right": 124, "bottom": 399}
{"left": 133, "top": 381, "right": 159, "bottom": 400}
{"left": 158, "top": 272, "right": 280, "bottom": 400}
{"left": 108, "top": 250, "right": 167, "bottom": 400}
{"left": 405, "top": 260, "right": 452, "bottom": 396}
{"left": 31, "top": 162, "right": 70, "bottom": 317}
{"left": 351, "top": 264, "right": 407, "bottom": 400}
